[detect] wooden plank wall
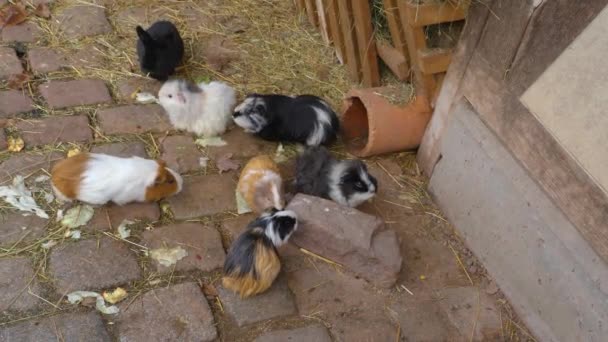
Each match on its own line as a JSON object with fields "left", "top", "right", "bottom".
{"left": 418, "top": 0, "right": 608, "bottom": 263}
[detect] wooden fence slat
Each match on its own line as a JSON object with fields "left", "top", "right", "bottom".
{"left": 403, "top": 2, "right": 467, "bottom": 28}
{"left": 316, "top": 0, "right": 331, "bottom": 44}
{"left": 305, "top": 0, "right": 319, "bottom": 27}
{"left": 383, "top": 0, "right": 408, "bottom": 61}
{"left": 337, "top": 0, "right": 361, "bottom": 82}
{"left": 377, "top": 41, "right": 409, "bottom": 80}
{"left": 295, "top": 0, "right": 306, "bottom": 12}
{"left": 418, "top": 48, "right": 452, "bottom": 74}
{"left": 351, "top": 0, "right": 381, "bottom": 87}
{"left": 326, "top": 0, "right": 346, "bottom": 64}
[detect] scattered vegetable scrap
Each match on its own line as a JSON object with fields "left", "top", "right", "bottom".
{"left": 149, "top": 246, "right": 188, "bottom": 267}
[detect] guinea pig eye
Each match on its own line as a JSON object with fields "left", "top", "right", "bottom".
{"left": 168, "top": 179, "right": 175, "bottom": 184}
{"left": 168, "top": 94, "right": 173, "bottom": 99}
{"left": 354, "top": 181, "right": 366, "bottom": 191}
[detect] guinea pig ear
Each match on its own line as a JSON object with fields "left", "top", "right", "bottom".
{"left": 154, "top": 160, "right": 168, "bottom": 185}
{"left": 136, "top": 26, "right": 154, "bottom": 46}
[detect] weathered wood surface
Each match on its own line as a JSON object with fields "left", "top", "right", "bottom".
{"left": 337, "top": 0, "right": 361, "bottom": 82}
{"left": 351, "top": 0, "right": 380, "bottom": 86}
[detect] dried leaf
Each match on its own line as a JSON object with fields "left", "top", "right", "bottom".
{"left": 216, "top": 153, "right": 239, "bottom": 173}
{"left": 7, "top": 137, "right": 24, "bottom": 152}
{"left": 0, "top": 175, "right": 48, "bottom": 219}
{"left": 65, "top": 229, "right": 81, "bottom": 239}
{"left": 34, "top": 3, "right": 51, "bottom": 19}
{"left": 61, "top": 205, "right": 94, "bottom": 228}
{"left": 41, "top": 240, "right": 57, "bottom": 249}
{"left": 199, "top": 157, "right": 209, "bottom": 168}
{"left": 7, "top": 73, "right": 30, "bottom": 90}
{"left": 67, "top": 148, "right": 81, "bottom": 157}
{"left": 34, "top": 175, "right": 50, "bottom": 183}
{"left": 0, "top": 5, "right": 28, "bottom": 28}
{"left": 102, "top": 287, "right": 128, "bottom": 304}
{"left": 135, "top": 92, "right": 158, "bottom": 104}
{"left": 195, "top": 136, "right": 227, "bottom": 147}
{"left": 67, "top": 291, "right": 119, "bottom": 315}
{"left": 149, "top": 246, "right": 188, "bottom": 267}
{"left": 117, "top": 219, "right": 134, "bottom": 239}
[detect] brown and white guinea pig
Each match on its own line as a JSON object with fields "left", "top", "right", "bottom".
{"left": 237, "top": 155, "right": 284, "bottom": 213}
{"left": 51, "top": 153, "right": 183, "bottom": 206}
{"left": 222, "top": 209, "right": 298, "bottom": 298}
{"left": 295, "top": 146, "right": 377, "bottom": 207}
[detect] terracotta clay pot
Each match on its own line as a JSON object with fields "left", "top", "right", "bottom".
{"left": 341, "top": 88, "right": 433, "bottom": 157}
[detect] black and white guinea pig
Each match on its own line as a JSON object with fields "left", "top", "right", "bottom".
{"left": 136, "top": 21, "right": 184, "bottom": 81}
{"left": 232, "top": 94, "right": 339, "bottom": 146}
{"left": 295, "top": 146, "right": 378, "bottom": 207}
{"left": 222, "top": 209, "right": 298, "bottom": 298}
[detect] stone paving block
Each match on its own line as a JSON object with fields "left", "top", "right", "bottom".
{"left": 437, "top": 286, "right": 502, "bottom": 341}
{"left": 0, "top": 257, "right": 43, "bottom": 312}
{"left": 57, "top": 6, "right": 112, "bottom": 39}
{"left": 0, "top": 212, "right": 47, "bottom": 247}
{"left": 220, "top": 213, "right": 256, "bottom": 243}
{"left": 116, "top": 282, "right": 217, "bottom": 342}
{"left": 141, "top": 223, "right": 225, "bottom": 273}
{"left": 39, "top": 79, "right": 112, "bottom": 109}
{"left": 1, "top": 21, "right": 41, "bottom": 43}
{"left": 218, "top": 275, "right": 297, "bottom": 327}
{"left": 15, "top": 115, "right": 93, "bottom": 146}
{"left": 49, "top": 237, "right": 142, "bottom": 294}
{"left": 86, "top": 202, "right": 161, "bottom": 232}
{"left": 90, "top": 141, "right": 148, "bottom": 158}
{"left": 0, "top": 130, "right": 6, "bottom": 151}
{"left": 28, "top": 47, "right": 69, "bottom": 74}
{"left": 0, "top": 311, "right": 110, "bottom": 341}
{"left": 205, "top": 128, "right": 275, "bottom": 161}
{"left": 116, "top": 77, "right": 162, "bottom": 102}
{"left": 167, "top": 174, "right": 236, "bottom": 219}
{"left": 69, "top": 46, "right": 106, "bottom": 69}
{"left": 286, "top": 194, "right": 403, "bottom": 288}
{"left": 0, "top": 152, "right": 62, "bottom": 184}
{"left": 0, "top": 90, "right": 34, "bottom": 118}
{"left": 97, "top": 104, "right": 172, "bottom": 135}
{"left": 113, "top": 7, "right": 171, "bottom": 32}
{"left": 389, "top": 298, "right": 461, "bottom": 342}
{"left": 254, "top": 324, "right": 332, "bottom": 342}
{"left": 160, "top": 135, "right": 204, "bottom": 173}
{"left": 0, "top": 47, "right": 24, "bottom": 80}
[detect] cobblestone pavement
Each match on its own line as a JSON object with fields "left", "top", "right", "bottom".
{"left": 0, "top": 1, "right": 530, "bottom": 341}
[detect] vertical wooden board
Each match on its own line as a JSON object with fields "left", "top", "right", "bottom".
{"left": 417, "top": 0, "right": 493, "bottom": 176}
{"left": 351, "top": 0, "right": 381, "bottom": 87}
{"left": 295, "top": 0, "right": 306, "bottom": 12}
{"left": 376, "top": 41, "right": 409, "bottom": 80}
{"left": 383, "top": 0, "right": 408, "bottom": 60}
{"left": 305, "top": 0, "right": 319, "bottom": 27}
{"left": 337, "top": 0, "right": 361, "bottom": 82}
{"left": 507, "top": 0, "right": 608, "bottom": 95}
{"left": 316, "top": 0, "right": 331, "bottom": 44}
{"left": 326, "top": 0, "right": 346, "bottom": 64}
{"left": 398, "top": 1, "right": 434, "bottom": 95}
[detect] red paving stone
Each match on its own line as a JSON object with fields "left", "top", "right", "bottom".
{"left": 86, "top": 202, "right": 161, "bottom": 232}
{"left": 0, "top": 130, "right": 6, "bottom": 150}
{"left": 39, "top": 79, "right": 112, "bottom": 109}
{"left": 28, "top": 47, "right": 69, "bottom": 74}
{"left": 0, "top": 152, "right": 62, "bottom": 184}
{"left": 14, "top": 115, "right": 93, "bottom": 146}
{"left": 116, "top": 282, "right": 217, "bottom": 342}
{"left": 220, "top": 213, "right": 257, "bottom": 243}
{"left": 166, "top": 174, "right": 237, "bottom": 219}
{"left": 1, "top": 22, "right": 41, "bottom": 43}
{"left": 0, "top": 90, "right": 34, "bottom": 118}
{"left": 97, "top": 104, "right": 172, "bottom": 135}
{"left": 56, "top": 6, "right": 112, "bottom": 39}
{"left": 48, "top": 238, "right": 142, "bottom": 294}
{"left": 205, "top": 128, "right": 275, "bottom": 161}
{"left": 160, "top": 135, "right": 204, "bottom": 173}
{"left": 116, "top": 77, "right": 162, "bottom": 102}
{"left": 141, "top": 223, "right": 225, "bottom": 273}
{"left": 90, "top": 141, "right": 148, "bottom": 158}
{"left": 0, "top": 47, "right": 24, "bottom": 80}
{"left": 0, "top": 212, "right": 47, "bottom": 247}
{"left": 0, "top": 311, "right": 111, "bottom": 341}
{"left": 253, "top": 325, "right": 332, "bottom": 342}
{"left": 0, "top": 257, "right": 43, "bottom": 312}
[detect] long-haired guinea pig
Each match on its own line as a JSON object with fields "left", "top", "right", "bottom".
{"left": 158, "top": 79, "right": 237, "bottom": 137}
{"left": 222, "top": 209, "right": 298, "bottom": 298}
{"left": 51, "top": 153, "right": 183, "bottom": 206}
{"left": 237, "top": 155, "right": 284, "bottom": 213}
{"left": 136, "top": 21, "right": 184, "bottom": 81}
{"left": 295, "top": 146, "right": 377, "bottom": 207}
{"left": 232, "top": 94, "right": 339, "bottom": 146}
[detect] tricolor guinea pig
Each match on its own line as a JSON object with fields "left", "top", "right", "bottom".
{"left": 51, "top": 153, "right": 183, "bottom": 206}
{"left": 237, "top": 155, "right": 284, "bottom": 213}
{"left": 222, "top": 209, "right": 298, "bottom": 298}
{"left": 295, "top": 146, "right": 377, "bottom": 207}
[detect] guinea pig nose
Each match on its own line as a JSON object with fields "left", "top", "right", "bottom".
{"left": 232, "top": 111, "right": 241, "bottom": 117}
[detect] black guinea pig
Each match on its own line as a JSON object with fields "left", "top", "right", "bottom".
{"left": 232, "top": 94, "right": 339, "bottom": 146}
{"left": 295, "top": 146, "right": 378, "bottom": 207}
{"left": 136, "top": 21, "right": 184, "bottom": 81}
{"left": 222, "top": 209, "right": 298, "bottom": 298}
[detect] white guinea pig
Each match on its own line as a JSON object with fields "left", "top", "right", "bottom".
{"left": 158, "top": 79, "right": 237, "bottom": 137}
{"left": 51, "top": 153, "right": 183, "bottom": 206}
